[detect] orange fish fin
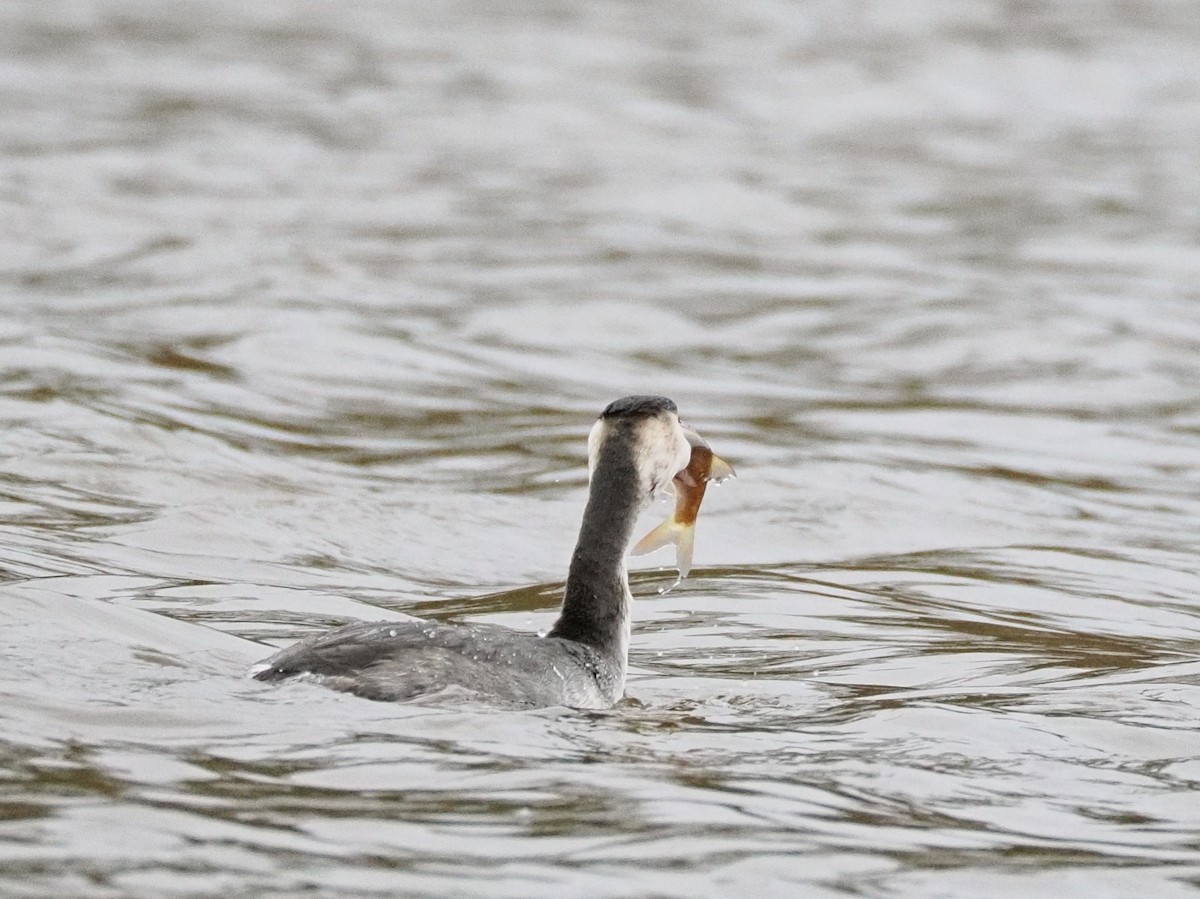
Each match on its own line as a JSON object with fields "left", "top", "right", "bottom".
{"left": 632, "top": 518, "right": 679, "bottom": 556}
{"left": 707, "top": 453, "right": 736, "bottom": 483}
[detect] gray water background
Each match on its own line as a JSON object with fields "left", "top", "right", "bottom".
{"left": 2, "top": 1, "right": 1200, "bottom": 896}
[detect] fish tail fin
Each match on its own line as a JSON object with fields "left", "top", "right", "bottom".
{"left": 708, "top": 453, "right": 736, "bottom": 482}
{"left": 632, "top": 517, "right": 681, "bottom": 556}
{"left": 675, "top": 523, "right": 695, "bottom": 579}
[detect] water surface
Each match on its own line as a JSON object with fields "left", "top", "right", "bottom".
{"left": 3, "top": 1, "right": 1200, "bottom": 896}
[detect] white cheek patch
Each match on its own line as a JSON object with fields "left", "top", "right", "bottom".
{"left": 590, "top": 413, "right": 690, "bottom": 495}
{"left": 630, "top": 415, "right": 689, "bottom": 495}
{"left": 587, "top": 419, "right": 608, "bottom": 479}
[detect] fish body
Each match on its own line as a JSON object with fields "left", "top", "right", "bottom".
{"left": 631, "top": 433, "right": 734, "bottom": 578}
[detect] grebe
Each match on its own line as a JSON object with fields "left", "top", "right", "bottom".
{"left": 252, "top": 395, "right": 706, "bottom": 709}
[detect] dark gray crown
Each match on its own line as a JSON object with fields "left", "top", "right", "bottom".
{"left": 600, "top": 395, "right": 678, "bottom": 419}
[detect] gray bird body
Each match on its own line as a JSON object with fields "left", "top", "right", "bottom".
{"left": 253, "top": 396, "right": 694, "bottom": 710}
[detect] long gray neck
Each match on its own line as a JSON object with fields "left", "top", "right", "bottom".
{"left": 548, "top": 434, "right": 645, "bottom": 652}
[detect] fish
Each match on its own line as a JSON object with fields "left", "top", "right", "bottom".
{"left": 631, "top": 427, "right": 735, "bottom": 579}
